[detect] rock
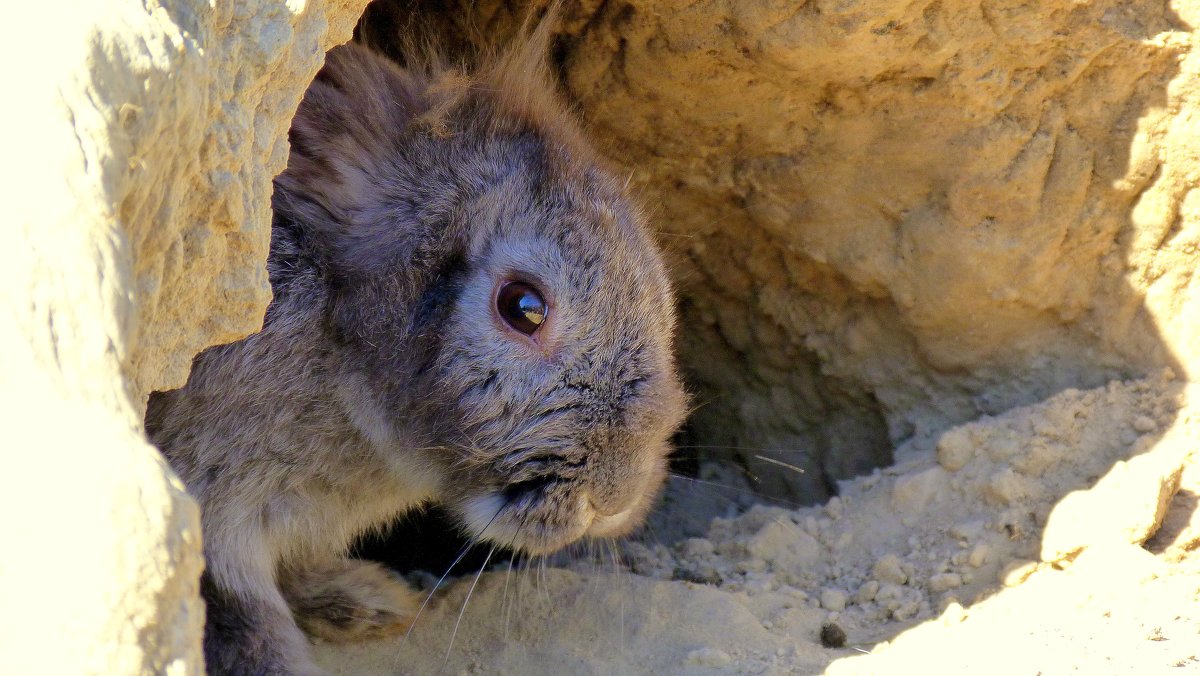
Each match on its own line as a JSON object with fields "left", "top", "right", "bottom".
{"left": 967, "top": 544, "right": 991, "bottom": 568}
{"left": 892, "top": 600, "right": 921, "bottom": 621}
{"left": 820, "top": 622, "right": 848, "bottom": 649}
{"left": 985, "top": 468, "right": 1038, "bottom": 505}
{"left": 673, "top": 566, "right": 722, "bottom": 586}
{"left": 927, "top": 573, "right": 963, "bottom": 593}
{"left": 1, "top": 1, "right": 369, "bottom": 672}
{"left": 820, "top": 588, "right": 849, "bottom": 611}
{"left": 825, "top": 497, "right": 845, "bottom": 520}
{"left": 875, "top": 584, "right": 905, "bottom": 608}
{"left": 745, "top": 519, "right": 822, "bottom": 572}
{"left": 892, "top": 467, "right": 951, "bottom": 514}
{"left": 872, "top": 554, "right": 909, "bottom": 586}
{"left": 999, "top": 560, "right": 1039, "bottom": 587}
{"left": 681, "top": 537, "right": 716, "bottom": 558}
{"left": 939, "top": 599, "right": 967, "bottom": 625}
{"left": 1133, "top": 416, "right": 1158, "bottom": 433}
{"left": 937, "top": 428, "right": 977, "bottom": 472}
{"left": 1066, "top": 543, "right": 1166, "bottom": 586}
{"left": 1040, "top": 437, "right": 1189, "bottom": 563}
{"left": 950, "top": 520, "right": 987, "bottom": 541}
{"left": 855, "top": 580, "right": 880, "bottom": 605}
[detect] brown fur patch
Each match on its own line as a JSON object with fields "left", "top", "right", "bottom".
{"left": 282, "top": 559, "right": 421, "bottom": 643}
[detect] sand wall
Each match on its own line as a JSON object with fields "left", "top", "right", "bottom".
{"left": 0, "top": 1, "right": 369, "bottom": 672}
{"left": 557, "top": 0, "right": 1200, "bottom": 499}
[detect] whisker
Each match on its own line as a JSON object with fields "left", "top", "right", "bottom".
{"left": 752, "top": 454, "right": 807, "bottom": 475}
{"left": 674, "top": 444, "right": 815, "bottom": 455}
{"left": 501, "top": 527, "right": 523, "bottom": 642}
{"left": 675, "top": 461, "right": 763, "bottom": 487}
{"left": 664, "top": 473, "right": 749, "bottom": 514}
{"left": 442, "top": 545, "right": 496, "bottom": 667}
{"left": 400, "top": 541, "right": 473, "bottom": 650}
{"left": 502, "top": 555, "right": 516, "bottom": 642}
{"left": 399, "top": 505, "right": 503, "bottom": 651}
{"left": 666, "top": 472, "right": 808, "bottom": 509}
{"left": 537, "top": 555, "right": 546, "bottom": 602}
{"left": 608, "top": 538, "right": 625, "bottom": 654}
{"left": 590, "top": 540, "right": 603, "bottom": 592}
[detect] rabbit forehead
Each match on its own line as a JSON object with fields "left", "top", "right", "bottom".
{"left": 469, "top": 187, "right": 672, "bottom": 299}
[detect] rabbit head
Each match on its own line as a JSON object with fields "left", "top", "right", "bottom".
{"left": 272, "top": 39, "right": 688, "bottom": 555}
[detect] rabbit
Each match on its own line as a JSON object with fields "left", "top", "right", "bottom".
{"left": 144, "top": 22, "right": 688, "bottom": 676}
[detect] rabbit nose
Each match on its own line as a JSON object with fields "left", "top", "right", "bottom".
{"left": 583, "top": 463, "right": 642, "bottom": 516}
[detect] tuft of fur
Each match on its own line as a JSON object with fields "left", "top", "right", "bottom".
{"left": 147, "top": 20, "right": 687, "bottom": 676}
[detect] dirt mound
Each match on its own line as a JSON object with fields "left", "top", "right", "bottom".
{"left": 315, "top": 372, "right": 1200, "bottom": 673}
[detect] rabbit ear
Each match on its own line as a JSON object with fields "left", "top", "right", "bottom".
{"left": 276, "top": 42, "right": 425, "bottom": 225}
{"left": 273, "top": 42, "right": 475, "bottom": 281}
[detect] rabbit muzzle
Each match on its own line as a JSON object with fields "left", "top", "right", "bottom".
{"left": 454, "top": 436, "right": 668, "bottom": 555}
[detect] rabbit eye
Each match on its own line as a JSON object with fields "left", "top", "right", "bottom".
{"left": 497, "top": 281, "right": 547, "bottom": 335}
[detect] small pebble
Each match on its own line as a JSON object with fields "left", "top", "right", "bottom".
{"left": 673, "top": 566, "right": 722, "bottom": 585}
{"left": 875, "top": 583, "right": 903, "bottom": 606}
{"left": 968, "top": 544, "right": 990, "bottom": 568}
{"left": 819, "top": 622, "right": 848, "bottom": 648}
{"left": 1000, "top": 559, "right": 1038, "bottom": 587}
{"left": 803, "top": 516, "right": 820, "bottom": 536}
{"left": 681, "top": 537, "right": 716, "bottom": 558}
{"left": 893, "top": 599, "right": 920, "bottom": 620}
{"left": 928, "top": 572, "right": 962, "bottom": 592}
{"left": 1132, "top": 415, "right": 1157, "bottom": 433}
{"left": 872, "top": 554, "right": 908, "bottom": 585}
{"left": 684, "top": 647, "right": 733, "bottom": 668}
{"left": 820, "top": 588, "right": 848, "bottom": 611}
{"left": 854, "top": 580, "right": 880, "bottom": 604}
{"left": 825, "top": 496, "right": 844, "bottom": 519}
{"left": 940, "top": 600, "right": 966, "bottom": 624}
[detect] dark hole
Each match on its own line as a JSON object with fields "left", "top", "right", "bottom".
{"left": 350, "top": 506, "right": 513, "bottom": 577}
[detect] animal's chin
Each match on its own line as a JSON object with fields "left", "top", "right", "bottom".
{"left": 456, "top": 493, "right": 639, "bottom": 555}
{"left": 585, "top": 507, "right": 638, "bottom": 538}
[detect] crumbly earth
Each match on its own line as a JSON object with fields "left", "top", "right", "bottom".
{"left": 316, "top": 371, "right": 1200, "bottom": 674}
{"left": 2, "top": 1, "right": 367, "bottom": 672}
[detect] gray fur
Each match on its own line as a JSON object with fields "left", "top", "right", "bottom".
{"left": 146, "top": 37, "right": 686, "bottom": 675}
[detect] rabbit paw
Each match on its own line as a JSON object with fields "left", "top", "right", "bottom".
{"left": 283, "top": 559, "right": 420, "bottom": 643}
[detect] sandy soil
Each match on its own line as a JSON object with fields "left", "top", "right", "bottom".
{"left": 314, "top": 370, "right": 1199, "bottom": 674}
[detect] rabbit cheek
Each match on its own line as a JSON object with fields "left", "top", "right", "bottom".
{"left": 457, "top": 488, "right": 592, "bottom": 555}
